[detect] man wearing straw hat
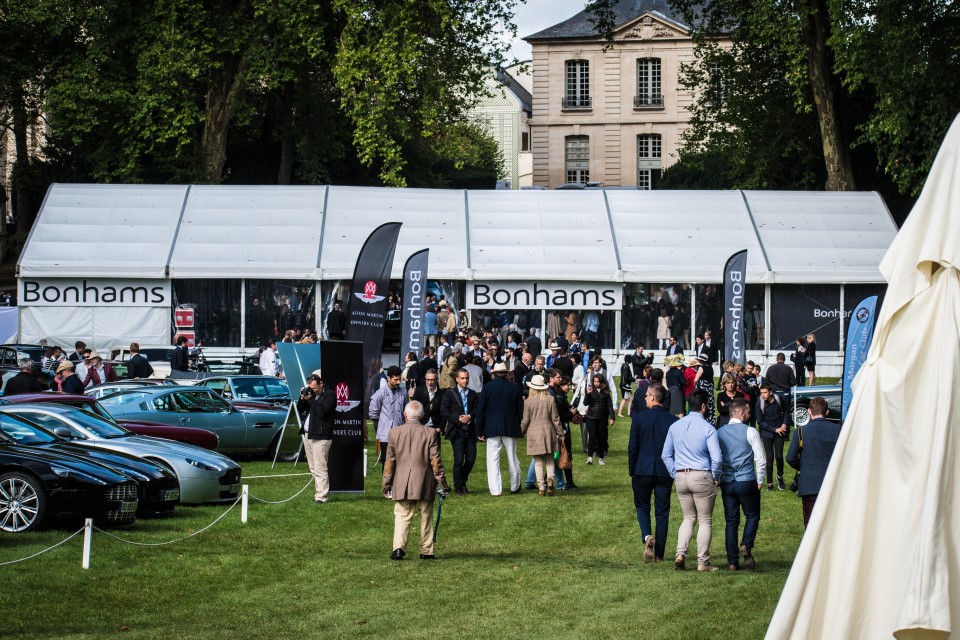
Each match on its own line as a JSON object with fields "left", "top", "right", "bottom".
{"left": 57, "top": 360, "right": 85, "bottom": 394}
{"left": 474, "top": 361, "right": 524, "bottom": 496}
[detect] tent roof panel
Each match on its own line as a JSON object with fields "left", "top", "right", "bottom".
{"left": 168, "top": 185, "right": 326, "bottom": 278}
{"left": 466, "top": 191, "right": 618, "bottom": 280}
{"left": 19, "top": 184, "right": 188, "bottom": 278}
{"left": 320, "top": 187, "right": 469, "bottom": 280}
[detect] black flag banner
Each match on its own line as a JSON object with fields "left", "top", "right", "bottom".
{"left": 723, "top": 250, "right": 748, "bottom": 365}
{"left": 321, "top": 339, "right": 366, "bottom": 492}
{"left": 344, "top": 222, "right": 402, "bottom": 403}
{"left": 400, "top": 249, "right": 429, "bottom": 362}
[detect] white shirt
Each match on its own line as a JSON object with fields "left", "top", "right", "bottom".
{"left": 259, "top": 348, "right": 278, "bottom": 377}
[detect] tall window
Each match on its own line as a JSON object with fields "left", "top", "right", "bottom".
{"left": 637, "top": 135, "right": 662, "bottom": 190}
{"left": 707, "top": 62, "right": 728, "bottom": 107}
{"left": 635, "top": 58, "right": 663, "bottom": 108}
{"left": 563, "top": 60, "right": 591, "bottom": 109}
{"left": 565, "top": 136, "right": 590, "bottom": 184}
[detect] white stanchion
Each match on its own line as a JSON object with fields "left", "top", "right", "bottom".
{"left": 82, "top": 518, "right": 92, "bottom": 569}
{"left": 363, "top": 449, "right": 368, "bottom": 478}
{"left": 241, "top": 485, "right": 249, "bottom": 524}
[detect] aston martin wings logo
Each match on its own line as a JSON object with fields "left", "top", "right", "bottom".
{"left": 354, "top": 280, "right": 385, "bottom": 304}
{"left": 335, "top": 382, "right": 361, "bottom": 412}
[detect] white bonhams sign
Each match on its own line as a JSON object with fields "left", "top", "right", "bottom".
{"left": 468, "top": 281, "right": 622, "bottom": 310}
{"left": 18, "top": 279, "right": 171, "bottom": 307}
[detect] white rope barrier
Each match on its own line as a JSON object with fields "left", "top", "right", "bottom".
{"left": 0, "top": 526, "right": 85, "bottom": 566}
{"left": 93, "top": 496, "right": 242, "bottom": 547}
{"left": 244, "top": 472, "right": 312, "bottom": 479}
{"left": 247, "top": 477, "right": 314, "bottom": 504}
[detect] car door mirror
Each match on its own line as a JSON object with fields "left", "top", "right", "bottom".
{"left": 53, "top": 426, "right": 76, "bottom": 439}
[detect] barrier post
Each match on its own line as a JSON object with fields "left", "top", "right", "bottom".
{"left": 82, "top": 519, "right": 92, "bottom": 569}
{"left": 241, "top": 485, "right": 249, "bottom": 524}
{"left": 363, "top": 449, "right": 368, "bottom": 478}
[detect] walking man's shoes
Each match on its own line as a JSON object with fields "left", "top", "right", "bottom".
{"left": 419, "top": 554, "right": 440, "bottom": 560}
{"left": 740, "top": 544, "right": 756, "bottom": 569}
{"left": 643, "top": 535, "right": 656, "bottom": 564}
{"left": 390, "top": 548, "right": 406, "bottom": 561}
{"left": 777, "top": 475, "right": 786, "bottom": 491}
{"left": 674, "top": 553, "right": 686, "bottom": 571}
{"left": 697, "top": 563, "right": 719, "bottom": 572}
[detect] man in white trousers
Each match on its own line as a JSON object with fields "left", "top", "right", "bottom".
{"left": 474, "top": 362, "right": 524, "bottom": 495}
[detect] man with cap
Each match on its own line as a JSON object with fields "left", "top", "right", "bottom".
{"left": 383, "top": 401, "right": 450, "bottom": 560}
{"left": 545, "top": 341, "right": 574, "bottom": 379}
{"left": 82, "top": 351, "right": 118, "bottom": 388}
{"left": 57, "top": 360, "right": 85, "bottom": 394}
{"left": 474, "top": 361, "right": 524, "bottom": 496}
{"left": 297, "top": 369, "right": 336, "bottom": 503}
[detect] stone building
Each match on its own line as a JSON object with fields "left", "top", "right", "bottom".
{"left": 524, "top": 0, "right": 727, "bottom": 189}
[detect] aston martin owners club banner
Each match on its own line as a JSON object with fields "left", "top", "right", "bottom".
{"left": 322, "top": 340, "right": 365, "bottom": 493}
{"left": 400, "top": 249, "right": 429, "bottom": 359}
{"left": 723, "top": 250, "right": 748, "bottom": 365}
{"left": 344, "top": 222, "right": 402, "bottom": 403}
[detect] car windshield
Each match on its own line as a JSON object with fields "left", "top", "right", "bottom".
{"left": 177, "top": 391, "right": 231, "bottom": 412}
{"left": 61, "top": 409, "right": 130, "bottom": 438}
{"left": 52, "top": 399, "right": 120, "bottom": 422}
{"left": 99, "top": 391, "right": 152, "bottom": 410}
{"left": 232, "top": 378, "right": 290, "bottom": 398}
{"left": 0, "top": 413, "right": 59, "bottom": 444}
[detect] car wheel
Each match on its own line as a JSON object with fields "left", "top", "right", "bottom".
{"left": 0, "top": 472, "right": 48, "bottom": 533}
{"left": 794, "top": 400, "right": 811, "bottom": 428}
{"left": 267, "top": 433, "right": 302, "bottom": 462}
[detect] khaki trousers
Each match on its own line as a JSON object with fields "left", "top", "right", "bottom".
{"left": 675, "top": 470, "right": 718, "bottom": 565}
{"left": 303, "top": 436, "right": 332, "bottom": 501}
{"left": 393, "top": 499, "right": 435, "bottom": 555}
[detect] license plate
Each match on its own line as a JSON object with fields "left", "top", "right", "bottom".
{"left": 120, "top": 500, "right": 138, "bottom": 514}
{"left": 161, "top": 489, "right": 180, "bottom": 502}
{"left": 229, "top": 483, "right": 241, "bottom": 494}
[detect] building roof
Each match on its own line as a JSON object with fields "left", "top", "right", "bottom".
{"left": 496, "top": 67, "right": 532, "bottom": 114}
{"left": 19, "top": 184, "right": 898, "bottom": 285}
{"left": 524, "top": 0, "right": 693, "bottom": 41}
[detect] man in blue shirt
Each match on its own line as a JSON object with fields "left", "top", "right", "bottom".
{"left": 628, "top": 383, "right": 678, "bottom": 563}
{"left": 661, "top": 388, "right": 723, "bottom": 571}
{"left": 423, "top": 304, "right": 438, "bottom": 348}
{"left": 717, "top": 398, "right": 766, "bottom": 571}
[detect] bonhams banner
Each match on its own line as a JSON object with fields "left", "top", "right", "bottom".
{"left": 723, "top": 250, "right": 748, "bottom": 365}
{"left": 321, "top": 340, "right": 365, "bottom": 492}
{"left": 400, "top": 249, "right": 428, "bottom": 359}
{"left": 841, "top": 295, "right": 878, "bottom": 419}
{"left": 344, "top": 222, "right": 402, "bottom": 403}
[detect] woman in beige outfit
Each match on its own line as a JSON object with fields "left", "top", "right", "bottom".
{"left": 521, "top": 375, "right": 565, "bottom": 496}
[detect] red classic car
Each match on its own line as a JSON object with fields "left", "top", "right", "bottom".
{"left": 0, "top": 393, "right": 220, "bottom": 450}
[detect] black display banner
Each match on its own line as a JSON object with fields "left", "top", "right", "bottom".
{"left": 723, "top": 250, "right": 748, "bottom": 364}
{"left": 400, "top": 249, "right": 429, "bottom": 359}
{"left": 344, "top": 222, "right": 403, "bottom": 403}
{"left": 322, "top": 340, "right": 366, "bottom": 493}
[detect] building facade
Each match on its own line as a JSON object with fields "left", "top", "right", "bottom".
{"left": 524, "top": 1, "right": 726, "bottom": 189}
{"left": 468, "top": 67, "right": 533, "bottom": 189}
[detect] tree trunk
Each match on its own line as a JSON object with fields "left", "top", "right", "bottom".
{"left": 277, "top": 82, "right": 295, "bottom": 185}
{"left": 198, "top": 51, "right": 246, "bottom": 183}
{"left": 801, "top": 0, "right": 856, "bottom": 191}
{"left": 12, "top": 96, "right": 32, "bottom": 235}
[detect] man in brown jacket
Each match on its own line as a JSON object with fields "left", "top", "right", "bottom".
{"left": 383, "top": 401, "right": 451, "bottom": 560}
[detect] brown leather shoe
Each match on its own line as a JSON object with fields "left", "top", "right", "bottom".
{"left": 727, "top": 564, "right": 740, "bottom": 571}
{"left": 538, "top": 488, "right": 546, "bottom": 496}
{"left": 740, "top": 544, "right": 756, "bottom": 569}
{"left": 643, "top": 535, "right": 655, "bottom": 564}
{"left": 547, "top": 478, "right": 556, "bottom": 496}
{"left": 697, "top": 563, "right": 719, "bottom": 572}
{"left": 674, "top": 554, "right": 685, "bottom": 571}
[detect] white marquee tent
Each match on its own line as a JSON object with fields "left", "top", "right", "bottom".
{"left": 16, "top": 184, "right": 898, "bottom": 353}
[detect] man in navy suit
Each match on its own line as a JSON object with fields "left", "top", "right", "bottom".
{"left": 440, "top": 369, "right": 479, "bottom": 496}
{"left": 474, "top": 362, "right": 524, "bottom": 496}
{"left": 786, "top": 397, "right": 841, "bottom": 528}
{"left": 628, "top": 383, "right": 678, "bottom": 563}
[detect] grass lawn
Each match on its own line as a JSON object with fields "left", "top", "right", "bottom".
{"left": 2, "top": 408, "right": 811, "bottom": 640}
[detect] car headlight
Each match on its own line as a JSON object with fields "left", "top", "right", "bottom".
{"left": 187, "top": 458, "right": 221, "bottom": 471}
{"left": 51, "top": 465, "right": 109, "bottom": 485}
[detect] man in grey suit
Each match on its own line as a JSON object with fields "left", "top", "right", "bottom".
{"left": 786, "top": 396, "right": 840, "bottom": 528}
{"left": 383, "top": 401, "right": 450, "bottom": 560}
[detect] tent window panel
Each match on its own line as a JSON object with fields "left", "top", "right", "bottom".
{"left": 244, "top": 280, "right": 316, "bottom": 347}
{"left": 770, "top": 284, "right": 841, "bottom": 351}
{"left": 172, "top": 280, "right": 241, "bottom": 348}
{"left": 695, "top": 283, "right": 765, "bottom": 351}
{"left": 621, "top": 284, "right": 691, "bottom": 350}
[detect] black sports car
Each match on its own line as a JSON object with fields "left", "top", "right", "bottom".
{"left": 0, "top": 412, "right": 179, "bottom": 517}
{"left": 0, "top": 414, "right": 142, "bottom": 532}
